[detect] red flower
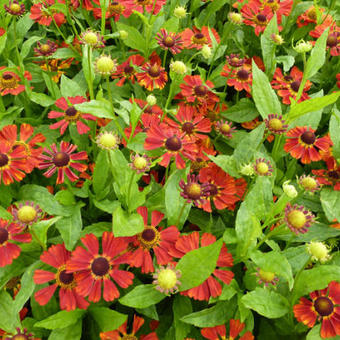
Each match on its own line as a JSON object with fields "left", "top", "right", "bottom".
{"left": 66, "top": 232, "right": 134, "bottom": 302}
{"left": 241, "top": 1, "right": 274, "bottom": 36}
{"left": 144, "top": 123, "right": 196, "bottom": 169}
{"left": 0, "top": 67, "right": 32, "bottom": 96}
{"left": 34, "top": 244, "right": 89, "bottom": 311}
{"left": 296, "top": 6, "right": 330, "bottom": 28}
{"left": 38, "top": 141, "right": 88, "bottom": 184}
{"left": 156, "top": 28, "right": 183, "bottom": 54}
{"left": 100, "top": 315, "right": 158, "bottom": 340}
{"left": 284, "top": 126, "right": 331, "bottom": 164}
{"left": 181, "top": 26, "right": 220, "bottom": 50}
{"left": 92, "top": 0, "right": 133, "bottom": 21}
{"left": 111, "top": 54, "right": 145, "bottom": 86}
{"left": 198, "top": 163, "right": 247, "bottom": 212}
{"left": 124, "top": 0, "right": 166, "bottom": 15}
{"left": 221, "top": 62, "right": 253, "bottom": 93}
{"left": 48, "top": 96, "right": 96, "bottom": 135}
{"left": 271, "top": 66, "right": 311, "bottom": 104}
{"left": 0, "top": 219, "right": 31, "bottom": 267}
{"left": 251, "top": 0, "right": 293, "bottom": 24}
{"left": 128, "top": 206, "right": 179, "bottom": 273}
{"left": 0, "top": 124, "right": 45, "bottom": 173}
{"left": 136, "top": 57, "right": 168, "bottom": 91}
{"left": 294, "top": 281, "right": 340, "bottom": 338}
{"left": 312, "top": 162, "right": 340, "bottom": 191}
{"left": 30, "top": 0, "right": 66, "bottom": 26}
{"left": 0, "top": 142, "right": 29, "bottom": 185}
{"left": 179, "top": 75, "right": 219, "bottom": 106}
{"left": 201, "top": 319, "right": 254, "bottom": 340}
{"left": 170, "top": 232, "right": 234, "bottom": 301}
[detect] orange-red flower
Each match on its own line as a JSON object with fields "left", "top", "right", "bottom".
{"left": 92, "top": 0, "right": 133, "bottom": 21}
{"left": 221, "top": 62, "right": 252, "bottom": 93}
{"left": 0, "top": 67, "right": 32, "bottom": 96}
{"left": 296, "top": 6, "right": 331, "bottom": 28}
{"left": 170, "top": 232, "right": 234, "bottom": 301}
{"left": 0, "top": 219, "right": 31, "bottom": 267}
{"left": 125, "top": 0, "right": 166, "bottom": 15}
{"left": 312, "top": 161, "right": 340, "bottom": 191}
{"left": 127, "top": 206, "right": 179, "bottom": 273}
{"left": 294, "top": 281, "right": 340, "bottom": 338}
{"left": 156, "top": 28, "right": 183, "bottom": 54}
{"left": 284, "top": 126, "right": 331, "bottom": 164}
{"left": 181, "top": 26, "right": 220, "bottom": 50}
{"left": 34, "top": 244, "right": 89, "bottom": 311}
{"left": 30, "top": 0, "right": 66, "bottom": 26}
{"left": 252, "top": 0, "right": 293, "bottom": 24}
{"left": 39, "top": 58, "right": 73, "bottom": 83}
{"left": 67, "top": 232, "right": 134, "bottom": 302}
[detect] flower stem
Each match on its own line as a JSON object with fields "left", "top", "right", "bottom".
{"left": 31, "top": 227, "right": 46, "bottom": 251}
{"left": 127, "top": 172, "right": 136, "bottom": 212}
{"left": 176, "top": 201, "right": 187, "bottom": 227}
{"left": 87, "top": 45, "right": 94, "bottom": 99}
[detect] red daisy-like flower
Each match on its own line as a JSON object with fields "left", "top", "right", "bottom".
{"left": 34, "top": 40, "right": 58, "bottom": 57}
{"left": 0, "top": 124, "right": 45, "bottom": 173}
{"left": 0, "top": 142, "right": 29, "bottom": 185}
{"left": 133, "top": 98, "right": 163, "bottom": 117}
{"left": 48, "top": 96, "right": 96, "bottom": 135}
{"left": 271, "top": 66, "right": 312, "bottom": 104}
{"left": 0, "top": 219, "right": 31, "bottom": 267}
{"left": 100, "top": 315, "right": 158, "bottom": 340}
{"left": 166, "top": 105, "right": 211, "bottom": 141}
{"left": 296, "top": 6, "right": 330, "bottom": 28}
{"left": 136, "top": 56, "right": 168, "bottom": 91}
{"left": 201, "top": 319, "right": 254, "bottom": 340}
{"left": 312, "top": 162, "right": 340, "bottom": 191}
{"left": 38, "top": 141, "right": 88, "bottom": 184}
{"left": 198, "top": 163, "right": 247, "bottom": 213}
{"left": 156, "top": 28, "right": 183, "bottom": 55}
{"left": 128, "top": 206, "right": 179, "bottom": 273}
{"left": 92, "top": 0, "right": 133, "bottom": 21}
{"left": 181, "top": 26, "right": 220, "bottom": 50}
{"left": 293, "top": 281, "right": 340, "bottom": 338}
{"left": 241, "top": 1, "right": 274, "bottom": 36}
{"left": 66, "top": 232, "right": 134, "bottom": 302}
{"left": 144, "top": 123, "right": 196, "bottom": 169}
{"left": 179, "top": 75, "right": 219, "bottom": 106}
{"left": 124, "top": 0, "right": 166, "bottom": 15}
{"left": 0, "top": 67, "right": 32, "bottom": 96}
{"left": 284, "top": 126, "right": 331, "bottom": 164}
{"left": 33, "top": 244, "right": 89, "bottom": 311}
{"left": 30, "top": 0, "right": 66, "bottom": 26}
{"left": 221, "top": 62, "right": 253, "bottom": 93}
{"left": 111, "top": 54, "right": 145, "bottom": 86}
{"left": 170, "top": 232, "right": 234, "bottom": 301}
{"left": 251, "top": 0, "right": 293, "bottom": 24}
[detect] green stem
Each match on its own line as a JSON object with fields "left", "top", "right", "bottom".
{"left": 176, "top": 201, "right": 187, "bottom": 227}
{"left": 255, "top": 224, "right": 285, "bottom": 250}
{"left": 87, "top": 45, "right": 94, "bottom": 99}
{"left": 106, "top": 75, "right": 113, "bottom": 104}
{"left": 127, "top": 172, "right": 136, "bottom": 212}
{"left": 12, "top": 18, "right": 23, "bottom": 70}
{"left": 162, "top": 49, "right": 168, "bottom": 68}
{"left": 101, "top": 6, "right": 107, "bottom": 36}
{"left": 31, "top": 227, "right": 46, "bottom": 250}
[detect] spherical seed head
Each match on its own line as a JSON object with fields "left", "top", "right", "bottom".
{"left": 228, "top": 12, "right": 242, "bottom": 24}
{"left": 201, "top": 45, "right": 212, "bottom": 59}
{"left": 259, "top": 269, "right": 275, "bottom": 283}
{"left": 10, "top": 3, "right": 21, "bottom": 12}
{"left": 17, "top": 205, "right": 37, "bottom": 224}
{"left": 257, "top": 162, "right": 268, "bottom": 174}
{"left": 97, "top": 132, "right": 120, "bottom": 149}
{"left": 299, "top": 175, "right": 319, "bottom": 192}
{"left": 307, "top": 241, "right": 330, "bottom": 263}
{"left": 158, "top": 268, "right": 177, "bottom": 290}
{"left": 269, "top": 118, "right": 282, "bottom": 130}
{"left": 170, "top": 60, "right": 187, "bottom": 74}
{"left": 133, "top": 156, "right": 147, "bottom": 170}
{"left": 146, "top": 94, "right": 157, "bottom": 106}
{"left": 174, "top": 6, "right": 187, "bottom": 18}
{"left": 83, "top": 31, "right": 98, "bottom": 45}
{"left": 287, "top": 210, "right": 306, "bottom": 229}
{"left": 270, "top": 33, "right": 284, "bottom": 45}
{"left": 95, "top": 55, "right": 117, "bottom": 75}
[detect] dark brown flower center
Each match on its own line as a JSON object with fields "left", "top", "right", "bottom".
{"left": 141, "top": 228, "right": 156, "bottom": 242}
{"left": 148, "top": 64, "right": 161, "bottom": 78}
{"left": 290, "top": 80, "right": 301, "bottom": 92}
{"left": 58, "top": 270, "right": 74, "bottom": 285}
{"left": 0, "top": 153, "right": 9, "bottom": 167}
{"left": 0, "top": 73, "right": 18, "bottom": 89}
{"left": 284, "top": 75, "right": 293, "bottom": 82}
{"left": 192, "top": 33, "right": 207, "bottom": 44}
{"left": 124, "top": 65, "right": 134, "bottom": 74}
{"left": 194, "top": 85, "right": 208, "bottom": 97}
{"left": 300, "top": 131, "right": 316, "bottom": 145}
{"left": 138, "top": 226, "right": 160, "bottom": 249}
{"left": 53, "top": 152, "right": 70, "bottom": 167}
{"left": 327, "top": 34, "right": 338, "bottom": 47}
{"left": 0, "top": 227, "right": 9, "bottom": 244}
{"left": 144, "top": 106, "right": 153, "bottom": 114}
{"left": 165, "top": 136, "right": 182, "bottom": 151}
{"left": 307, "top": 9, "right": 317, "bottom": 20}
{"left": 182, "top": 122, "right": 195, "bottom": 135}
{"left": 164, "top": 36, "right": 175, "bottom": 47}
{"left": 91, "top": 257, "right": 110, "bottom": 276}
{"left": 109, "top": 2, "right": 124, "bottom": 14}
{"left": 256, "top": 14, "right": 267, "bottom": 23}
{"left": 314, "top": 296, "right": 334, "bottom": 317}
{"left": 208, "top": 184, "right": 218, "bottom": 196}
{"left": 65, "top": 106, "right": 77, "bottom": 117}
{"left": 237, "top": 69, "right": 249, "bottom": 81}
{"left": 328, "top": 170, "right": 340, "bottom": 179}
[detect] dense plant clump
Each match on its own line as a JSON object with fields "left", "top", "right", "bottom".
{"left": 0, "top": 0, "right": 339, "bottom": 339}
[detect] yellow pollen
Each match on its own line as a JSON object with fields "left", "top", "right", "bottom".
{"left": 268, "top": 118, "right": 282, "bottom": 130}
{"left": 157, "top": 268, "right": 177, "bottom": 290}
{"left": 10, "top": 3, "right": 21, "bottom": 12}
{"left": 256, "top": 162, "right": 269, "bottom": 175}
{"left": 259, "top": 269, "right": 275, "bottom": 282}
{"left": 287, "top": 210, "right": 306, "bottom": 229}
{"left": 133, "top": 157, "right": 147, "bottom": 170}
{"left": 17, "top": 205, "right": 37, "bottom": 223}
{"left": 84, "top": 32, "right": 98, "bottom": 45}
{"left": 99, "top": 133, "right": 118, "bottom": 148}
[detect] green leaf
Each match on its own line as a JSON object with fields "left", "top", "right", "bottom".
{"left": 180, "top": 300, "right": 235, "bottom": 327}
{"left": 164, "top": 169, "right": 191, "bottom": 228}
{"left": 74, "top": 99, "right": 113, "bottom": 119}
{"left": 288, "top": 91, "right": 340, "bottom": 121}
{"left": 29, "top": 92, "right": 55, "bottom": 107}
{"left": 116, "top": 22, "right": 146, "bottom": 55}
{"left": 0, "top": 291, "right": 20, "bottom": 333}
{"left": 112, "top": 204, "right": 144, "bottom": 237}
{"left": 330, "top": 108, "right": 340, "bottom": 159}
{"left": 208, "top": 155, "right": 240, "bottom": 178}
{"left": 292, "top": 265, "right": 340, "bottom": 303}
{"left": 0, "top": 205, "right": 13, "bottom": 220}
{"left": 48, "top": 320, "right": 82, "bottom": 340}
{"left": 33, "top": 217, "right": 61, "bottom": 247}
{"left": 42, "top": 72, "right": 61, "bottom": 99}
{"left": 261, "top": 15, "right": 278, "bottom": 77}
{"left": 276, "top": 55, "right": 295, "bottom": 73}
{"left": 55, "top": 204, "right": 84, "bottom": 250}
{"left": 35, "top": 310, "right": 85, "bottom": 330}
{"left": 60, "top": 75, "right": 85, "bottom": 98}
{"left": 320, "top": 188, "right": 340, "bottom": 223}
{"left": 250, "top": 250, "right": 294, "bottom": 289}
{"left": 177, "top": 239, "right": 223, "bottom": 291}
{"left": 221, "top": 98, "right": 259, "bottom": 123}
{"left": 89, "top": 307, "right": 127, "bottom": 332}
{"left": 252, "top": 60, "right": 281, "bottom": 118}
{"left": 119, "top": 284, "right": 165, "bottom": 308}
{"left": 93, "top": 150, "right": 109, "bottom": 194}
{"left": 173, "top": 296, "right": 192, "bottom": 340}
{"left": 53, "top": 47, "right": 78, "bottom": 59}
{"left": 242, "top": 287, "right": 289, "bottom": 318}
{"left": 21, "top": 36, "right": 41, "bottom": 59}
